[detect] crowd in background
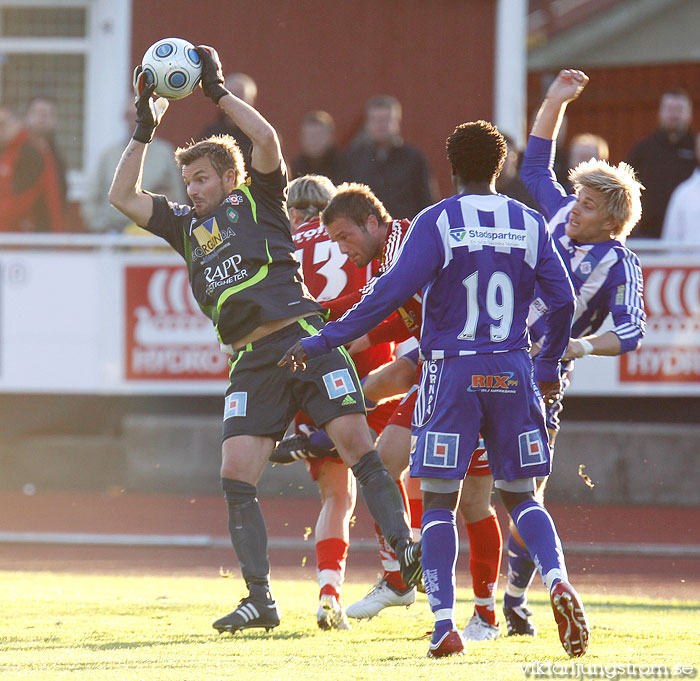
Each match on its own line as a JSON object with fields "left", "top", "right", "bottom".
{"left": 0, "top": 77, "right": 698, "bottom": 244}
{"left": 0, "top": 97, "right": 66, "bottom": 233}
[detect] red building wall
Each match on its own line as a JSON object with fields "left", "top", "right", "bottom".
{"left": 528, "top": 62, "right": 700, "bottom": 163}
{"left": 131, "top": 0, "right": 496, "bottom": 199}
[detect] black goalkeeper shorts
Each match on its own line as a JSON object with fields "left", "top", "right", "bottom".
{"left": 221, "top": 314, "right": 366, "bottom": 442}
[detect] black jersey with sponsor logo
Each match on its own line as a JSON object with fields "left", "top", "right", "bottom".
{"left": 146, "top": 163, "right": 321, "bottom": 344}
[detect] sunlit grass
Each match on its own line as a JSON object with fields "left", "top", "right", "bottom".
{"left": 1, "top": 572, "right": 698, "bottom": 680}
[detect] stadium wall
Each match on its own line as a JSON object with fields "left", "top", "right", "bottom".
{"left": 1, "top": 394, "right": 700, "bottom": 505}
{"left": 527, "top": 62, "right": 700, "bottom": 163}
{"left": 130, "top": 0, "right": 497, "bottom": 199}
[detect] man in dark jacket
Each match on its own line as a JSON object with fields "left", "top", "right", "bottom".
{"left": 626, "top": 88, "right": 695, "bottom": 238}
{"left": 344, "top": 95, "right": 438, "bottom": 220}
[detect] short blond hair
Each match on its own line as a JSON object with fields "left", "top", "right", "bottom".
{"left": 287, "top": 174, "right": 336, "bottom": 221}
{"left": 568, "top": 160, "right": 643, "bottom": 240}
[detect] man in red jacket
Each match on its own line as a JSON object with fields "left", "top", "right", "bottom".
{"left": 0, "top": 103, "right": 63, "bottom": 232}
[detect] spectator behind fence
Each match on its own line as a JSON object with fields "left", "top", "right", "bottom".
{"left": 291, "top": 111, "right": 346, "bottom": 184}
{"left": 559, "top": 133, "right": 609, "bottom": 194}
{"left": 626, "top": 88, "right": 695, "bottom": 238}
{"left": 495, "top": 133, "right": 536, "bottom": 208}
{"left": 662, "top": 131, "right": 700, "bottom": 245}
{"left": 344, "top": 94, "right": 438, "bottom": 220}
{"left": 0, "top": 102, "right": 63, "bottom": 232}
{"left": 81, "top": 97, "right": 186, "bottom": 233}
{"left": 25, "top": 95, "right": 68, "bottom": 205}
{"left": 196, "top": 72, "right": 256, "bottom": 169}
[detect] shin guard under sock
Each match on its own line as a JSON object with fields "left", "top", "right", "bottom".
{"left": 422, "top": 508, "right": 458, "bottom": 635}
{"left": 351, "top": 450, "right": 410, "bottom": 550}
{"left": 511, "top": 500, "right": 567, "bottom": 591}
{"left": 222, "top": 477, "right": 271, "bottom": 595}
{"left": 504, "top": 532, "right": 536, "bottom": 608}
{"left": 316, "top": 537, "right": 348, "bottom": 599}
{"left": 466, "top": 513, "right": 502, "bottom": 625}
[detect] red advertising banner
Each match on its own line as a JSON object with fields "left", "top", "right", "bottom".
{"left": 125, "top": 265, "right": 228, "bottom": 381}
{"left": 620, "top": 265, "right": 700, "bottom": 383}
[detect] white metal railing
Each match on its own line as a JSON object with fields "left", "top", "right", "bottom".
{"left": 0, "top": 232, "right": 697, "bottom": 396}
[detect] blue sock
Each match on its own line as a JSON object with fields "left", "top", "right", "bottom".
{"left": 422, "top": 508, "right": 458, "bottom": 641}
{"left": 510, "top": 500, "right": 568, "bottom": 591}
{"left": 504, "top": 533, "right": 536, "bottom": 609}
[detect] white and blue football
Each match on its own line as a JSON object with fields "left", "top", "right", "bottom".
{"left": 141, "top": 37, "right": 202, "bottom": 100}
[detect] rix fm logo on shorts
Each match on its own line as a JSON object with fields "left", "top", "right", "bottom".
{"left": 468, "top": 373, "right": 518, "bottom": 393}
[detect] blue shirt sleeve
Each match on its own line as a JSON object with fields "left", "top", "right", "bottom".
{"left": 532, "top": 223, "right": 575, "bottom": 381}
{"left": 521, "top": 136, "right": 573, "bottom": 222}
{"left": 302, "top": 213, "right": 444, "bottom": 358}
{"left": 604, "top": 250, "right": 646, "bottom": 354}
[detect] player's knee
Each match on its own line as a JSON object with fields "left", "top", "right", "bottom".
{"left": 423, "top": 490, "right": 459, "bottom": 512}
{"left": 535, "top": 476, "right": 549, "bottom": 500}
{"left": 460, "top": 499, "right": 494, "bottom": 524}
{"left": 378, "top": 447, "right": 407, "bottom": 480}
{"left": 325, "top": 416, "right": 375, "bottom": 464}
{"left": 318, "top": 472, "right": 355, "bottom": 506}
{"left": 222, "top": 477, "right": 258, "bottom": 507}
{"left": 377, "top": 428, "right": 410, "bottom": 478}
{"left": 320, "top": 492, "right": 356, "bottom": 518}
{"left": 350, "top": 449, "right": 388, "bottom": 486}
{"left": 421, "top": 478, "right": 461, "bottom": 512}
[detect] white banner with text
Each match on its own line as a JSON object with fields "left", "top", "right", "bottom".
{"left": 0, "top": 243, "right": 697, "bottom": 395}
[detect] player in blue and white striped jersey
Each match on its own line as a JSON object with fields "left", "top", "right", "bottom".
{"left": 523, "top": 70, "right": 645, "bottom": 367}
{"left": 501, "top": 69, "right": 646, "bottom": 640}
{"left": 281, "top": 120, "right": 591, "bottom": 658}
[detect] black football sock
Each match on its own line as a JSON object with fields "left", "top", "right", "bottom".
{"left": 351, "top": 450, "right": 411, "bottom": 551}
{"left": 222, "top": 477, "right": 271, "bottom": 599}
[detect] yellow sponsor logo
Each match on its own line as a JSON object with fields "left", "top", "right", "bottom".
{"left": 193, "top": 218, "right": 223, "bottom": 255}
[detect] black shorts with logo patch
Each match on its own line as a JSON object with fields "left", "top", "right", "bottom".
{"left": 222, "top": 314, "right": 366, "bottom": 442}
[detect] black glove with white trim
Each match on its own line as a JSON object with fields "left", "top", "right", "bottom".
{"left": 132, "top": 65, "right": 168, "bottom": 143}
{"left": 195, "top": 45, "right": 229, "bottom": 104}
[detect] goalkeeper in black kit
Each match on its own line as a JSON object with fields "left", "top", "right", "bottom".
{"left": 108, "top": 44, "right": 421, "bottom": 634}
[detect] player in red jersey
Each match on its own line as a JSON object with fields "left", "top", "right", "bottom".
{"left": 320, "top": 184, "right": 503, "bottom": 639}
{"left": 282, "top": 174, "right": 399, "bottom": 629}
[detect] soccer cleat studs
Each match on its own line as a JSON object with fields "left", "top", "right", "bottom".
{"left": 213, "top": 596, "right": 280, "bottom": 635}
{"left": 550, "top": 581, "right": 589, "bottom": 657}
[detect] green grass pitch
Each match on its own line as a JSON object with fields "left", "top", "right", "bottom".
{"left": 1, "top": 572, "right": 698, "bottom": 681}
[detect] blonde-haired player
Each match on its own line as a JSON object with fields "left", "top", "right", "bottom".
{"left": 503, "top": 68, "right": 646, "bottom": 640}
{"left": 567, "top": 159, "right": 642, "bottom": 240}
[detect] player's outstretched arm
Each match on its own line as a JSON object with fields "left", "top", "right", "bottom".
{"left": 196, "top": 45, "right": 281, "bottom": 174}
{"left": 566, "top": 253, "right": 645, "bottom": 360}
{"left": 564, "top": 332, "right": 622, "bottom": 359}
{"left": 530, "top": 69, "right": 589, "bottom": 141}
{"left": 108, "top": 69, "right": 167, "bottom": 227}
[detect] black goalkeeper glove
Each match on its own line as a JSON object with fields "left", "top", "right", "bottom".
{"left": 195, "top": 45, "right": 230, "bottom": 104}
{"left": 132, "top": 66, "right": 168, "bottom": 143}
